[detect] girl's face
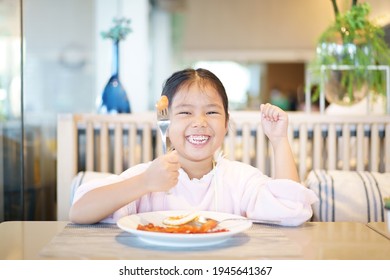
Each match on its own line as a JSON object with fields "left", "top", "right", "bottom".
{"left": 167, "top": 83, "right": 228, "bottom": 165}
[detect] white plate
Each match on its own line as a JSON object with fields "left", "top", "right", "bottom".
{"left": 117, "top": 210, "right": 252, "bottom": 247}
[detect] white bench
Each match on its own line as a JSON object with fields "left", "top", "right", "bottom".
{"left": 57, "top": 111, "right": 390, "bottom": 220}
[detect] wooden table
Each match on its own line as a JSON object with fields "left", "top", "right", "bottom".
{"left": 367, "top": 222, "right": 390, "bottom": 240}
{"left": 1, "top": 221, "right": 389, "bottom": 260}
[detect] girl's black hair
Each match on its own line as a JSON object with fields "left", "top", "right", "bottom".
{"left": 161, "top": 68, "right": 229, "bottom": 122}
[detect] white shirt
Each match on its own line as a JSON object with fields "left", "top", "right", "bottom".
{"left": 73, "top": 156, "right": 318, "bottom": 226}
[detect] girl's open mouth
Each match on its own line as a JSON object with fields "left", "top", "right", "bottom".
{"left": 186, "top": 135, "right": 210, "bottom": 145}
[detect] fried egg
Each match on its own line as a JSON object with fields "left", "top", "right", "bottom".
{"left": 162, "top": 212, "right": 199, "bottom": 226}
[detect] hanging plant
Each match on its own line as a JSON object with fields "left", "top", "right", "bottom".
{"left": 310, "top": 1, "right": 390, "bottom": 104}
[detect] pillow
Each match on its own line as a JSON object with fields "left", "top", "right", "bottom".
{"left": 305, "top": 170, "right": 390, "bottom": 223}
{"left": 70, "top": 171, "right": 114, "bottom": 204}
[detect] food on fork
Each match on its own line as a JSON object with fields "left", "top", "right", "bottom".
{"left": 156, "top": 95, "right": 169, "bottom": 111}
{"left": 156, "top": 95, "right": 170, "bottom": 156}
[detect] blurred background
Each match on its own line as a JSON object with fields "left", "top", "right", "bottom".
{"left": 1, "top": 0, "right": 389, "bottom": 221}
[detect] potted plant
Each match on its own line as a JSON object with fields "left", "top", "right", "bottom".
{"left": 385, "top": 197, "right": 390, "bottom": 232}
{"left": 98, "top": 17, "right": 132, "bottom": 114}
{"left": 310, "top": 1, "right": 390, "bottom": 106}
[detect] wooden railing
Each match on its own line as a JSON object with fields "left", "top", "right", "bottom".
{"left": 57, "top": 111, "right": 390, "bottom": 220}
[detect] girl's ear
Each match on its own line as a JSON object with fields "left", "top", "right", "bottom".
{"left": 224, "top": 120, "right": 229, "bottom": 135}
{"left": 225, "top": 113, "right": 230, "bottom": 133}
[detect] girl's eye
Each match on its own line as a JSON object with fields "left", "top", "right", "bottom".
{"left": 207, "top": 111, "right": 219, "bottom": 115}
{"left": 178, "top": 111, "right": 190, "bottom": 115}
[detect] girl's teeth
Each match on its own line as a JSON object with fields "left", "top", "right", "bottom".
{"left": 187, "top": 135, "right": 209, "bottom": 144}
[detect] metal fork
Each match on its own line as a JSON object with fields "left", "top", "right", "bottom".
{"left": 156, "top": 106, "right": 170, "bottom": 154}
{"left": 196, "top": 216, "right": 281, "bottom": 226}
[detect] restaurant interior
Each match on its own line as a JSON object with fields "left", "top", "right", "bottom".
{"left": 1, "top": 0, "right": 390, "bottom": 262}
{"left": 0, "top": 0, "right": 389, "bottom": 223}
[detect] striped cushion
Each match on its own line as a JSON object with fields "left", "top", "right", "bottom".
{"left": 305, "top": 170, "right": 390, "bottom": 222}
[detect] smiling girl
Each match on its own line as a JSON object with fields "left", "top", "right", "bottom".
{"left": 69, "top": 68, "right": 317, "bottom": 225}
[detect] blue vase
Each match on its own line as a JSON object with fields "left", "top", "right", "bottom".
{"left": 99, "top": 40, "right": 131, "bottom": 113}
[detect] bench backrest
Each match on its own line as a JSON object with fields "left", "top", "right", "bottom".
{"left": 57, "top": 111, "right": 390, "bottom": 220}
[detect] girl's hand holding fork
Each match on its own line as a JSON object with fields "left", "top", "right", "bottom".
{"left": 143, "top": 150, "right": 181, "bottom": 193}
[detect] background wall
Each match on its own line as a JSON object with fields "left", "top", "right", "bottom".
{"left": 180, "top": 0, "right": 390, "bottom": 62}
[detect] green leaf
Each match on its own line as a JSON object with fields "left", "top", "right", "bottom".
{"left": 100, "top": 17, "right": 132, "bottom": 41}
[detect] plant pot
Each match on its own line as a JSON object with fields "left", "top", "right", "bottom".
{"left": 386, "top": 208, "right": 390, "bottom": 232}
{"left": 317, "top": 42, "right": 372, "bottom": 106}
{"left": 100, "top": 74, "right": 130, "bottom": 114}
{"left": 324, "top": 69, "right": 368, "bottom": 105}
